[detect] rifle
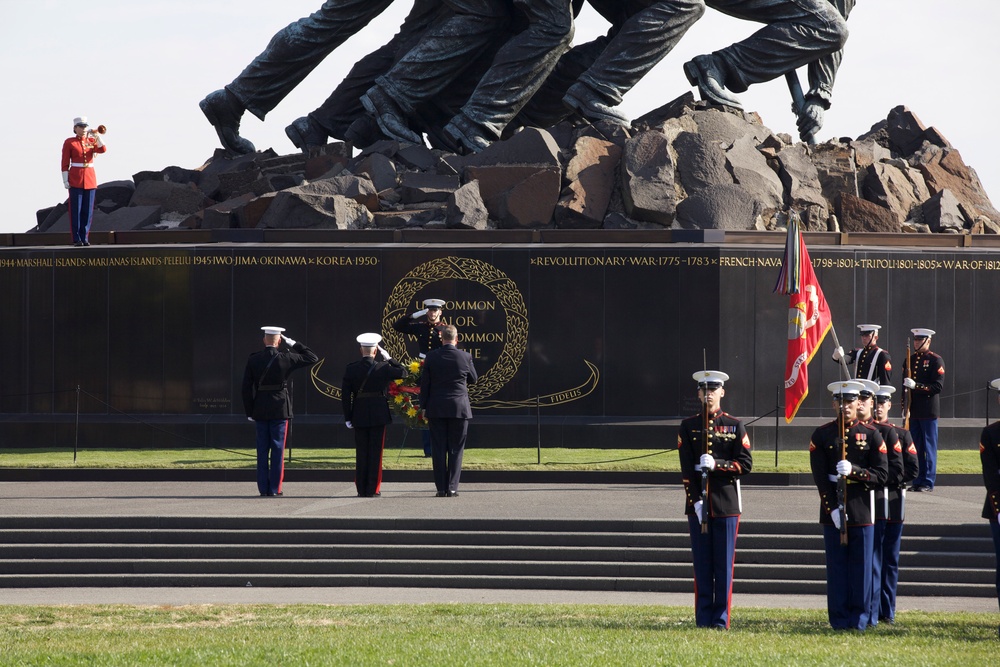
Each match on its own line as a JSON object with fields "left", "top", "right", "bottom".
{"left": 903, "top": 338, "right": 912, "bottom": 430}
{"left": 700, "top": 352, "right": 710, "bottom": 534}
{"left": 837, "top": 405, "right": 848, "bottom": 546}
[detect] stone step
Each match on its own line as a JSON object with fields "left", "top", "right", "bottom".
{"left": 0, "top": 516, "right": 990, "bottom": 595}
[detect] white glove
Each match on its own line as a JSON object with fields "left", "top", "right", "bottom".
{"left": 903, "top": 377, "right": 916, "bottom": 389}
{"left": 836, "top": 460, "right": 852, "bottom": 477}
{"left": 282, "top": 334, "right": 297, "bottom": 347}
{"left": 832, "top": 346, "right": 845, "bottom": 361}
{"left": 377, "top": 345, "right": 390, "bottom": 360}
{"left": 94, "top": 134, "right": 104, "bottom": 148}
{"left": 345, "top": 421, "right": 353, "bottom": 429}
{"left": 694, "top": 501, "right": 703, "bottom": 524}
{"left": 699, "top": 454, "right": 716, "bottom": 471}
{"left": 830, "top": 508, "right": 842, "bottom": 530}
{"left": 247, "top": 417, "right": 254, "bottom": 422}
{"left": 62, "top": 171, "right": 70, "bottom": 189}
{"left": 411, "top": 309, "right": 428, "bottom": 319}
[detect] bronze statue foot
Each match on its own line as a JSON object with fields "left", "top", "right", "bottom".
{"left": 562, "top": 83, "right": 630, "bottom": 127}
{"left": 199, "top": 89, "right": 256, "bottom": 155}
{"left": 442, "top": 115, "right": 491, "bottom": 155}
{"left": 360, "top": 87, "right": 423, "bottom": 145}
{"left": 285, "top": 115, "right": 329, "bottom": 153}
{"left": 683, "top": 55, "right": 743, "bottom": 109}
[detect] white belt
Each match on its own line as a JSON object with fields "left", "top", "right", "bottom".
{"left": 69, "top": 162, "right": 93, "bottom": 168}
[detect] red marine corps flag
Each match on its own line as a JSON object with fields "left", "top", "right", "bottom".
{"left": 774, "top": 213, "right": 833, "bottom": 422}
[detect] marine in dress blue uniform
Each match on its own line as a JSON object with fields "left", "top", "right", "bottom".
{"left": 904, "top": 328, "right": 945, "bottom": 492}
{"left": 393, "top": 298, "right": 447, "bottom": 456}
{"left": 872, "top": 384, "right": 919, "bottom": 625}
{"left": 980, "top": 378, "right": 1000, "bottom": 639}
{"left": 809, "top": 380, "right": 888, "bottom": 631}
{"left": 677, "top": 370, "right": 752, "bottom": 630}
{"left": 241, "top": 326, "right": 319, "bottom": 497}
{"left": 342, "top": 333, "right": 407, "bottom": 497}
{"left": 832, "top": 324, "right": 892, "bottom": 385}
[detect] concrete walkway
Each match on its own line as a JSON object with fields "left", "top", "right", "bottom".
{"left": 0, "top": 480, "right": 995, "bottom": 612}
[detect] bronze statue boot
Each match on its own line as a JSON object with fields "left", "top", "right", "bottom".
{"left": 285, "top": 115, "right": 329, "bottom": 153}
{"left": 442, "top": 114, "right": 492, "bottom": 155}
{"left": 199, "top": 89, "right": 256, "bottom": 155}
{"left": 562, "top": 82, "right": 630, "bottom": 127}
{"left": 682, "top": 54, "right": 743, "bottom": 109}
{"left": 360, "top": 86, "right": 423, "bottom": 145}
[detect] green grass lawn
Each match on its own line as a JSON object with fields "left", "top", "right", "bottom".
{"left": 0, "top": 446, "right": 983, "bottom": 474}
{"left": 0, "top": 604, "right": 995, "bottom": 666}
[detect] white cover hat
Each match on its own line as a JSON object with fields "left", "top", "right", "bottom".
{"left": 911, "top": 328, "right": 936, "bottom": 337}
{"left": 875, "top": 385, "right": 896, "bottom": 400}
{"left": 356, "top": 333, "right": 382, "bottom": 346}
{"left": 693, "top": 370, "right": 729, "bottom": 388}
{"left": 857, "top": 380, "right": 880, "bottom": 397}
{"left": 857, "top": 324, "right": 881, "bottom": 333}
{"left": 261, "top": 326, "right": 285, "bottom": 335}
{"left": 73, "top": 116, "right": 88, "bottom": 126}
{"left": 991, "top": 378, "right": 1000, "bottom": 391}
{"left": 828, "top": 380, "right": 864, "bottom": 399}
{"left": 423, "top": 298, "right": 446, "bottom": 308}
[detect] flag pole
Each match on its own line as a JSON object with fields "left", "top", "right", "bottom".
{"left": 828, "top": 324, "right": 852, "bottom": 381}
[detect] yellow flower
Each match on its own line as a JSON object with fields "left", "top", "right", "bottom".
{"left": 393, "top": 395, "right": 403, "bottom": 404}
{"left": 408, "top": 361, "right": 421, "bottom": 373}
{"left": 406, "top": 407, "right": 418, "bottom": 417}
{"left": 394, "top": 379, "right": 404, "bottom": 385}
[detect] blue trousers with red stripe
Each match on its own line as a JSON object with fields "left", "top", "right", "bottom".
{"left": 687, "top": 514, "right": 739, "bottom": 629}
{"left": 255, "top": 419, "right": 287, "bottom": 496}
{"left": 823, "top": 523, "right": 873, "bottom": 630}
{"left": 68, "top": 187, "right": 96, "bottom": 244}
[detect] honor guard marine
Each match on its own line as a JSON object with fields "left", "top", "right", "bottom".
{"left": 979, "top": 378, "right": 1000, "bottom": 638}
{"left": 677, "top": 370, "right": 752, "bottom": 630}
{"left": 832, "top": 324, "right": 892, "bottom": 384}
{"left": 872, "top": 384, "right": 919, "bottom": 625}
{"left": 904, "top": 328, "right": 945, "bottom": 492}
{"left": 809, "top": 380, "right": 888, "bottom": 631}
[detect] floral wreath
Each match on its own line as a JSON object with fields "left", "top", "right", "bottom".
{"left": 387, "top": 357, "right": 429, "bottom": 430}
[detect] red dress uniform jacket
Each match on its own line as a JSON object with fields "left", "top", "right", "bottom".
{"left": 61, "top": 135, "right": 106, "bottom": 189}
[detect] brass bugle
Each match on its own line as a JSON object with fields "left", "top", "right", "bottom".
{"left": 88, "top": 125, "right": 107, "bottom": 135}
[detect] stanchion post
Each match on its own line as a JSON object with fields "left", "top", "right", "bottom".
{"left": 775, "top": 384, "right": 780, "bottom": 468}
{"left": 536, "top": 395, "right": 541, "bottom": 465}
{"left": 74, "top": 385, "right": 80, "bottom": 463}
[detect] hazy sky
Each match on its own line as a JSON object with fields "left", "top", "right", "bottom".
{"left": 3, "top": 1, "right": 997, "bottom": 234}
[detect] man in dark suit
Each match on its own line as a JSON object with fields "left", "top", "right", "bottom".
{"left": 242, "top": 326, "right": 319, "bottom": 497}
{"left": 342, "top": 333, "right": 407, "bottom": 497}
{"left": 420, "top": 325, "right": 477, "bottom": 497}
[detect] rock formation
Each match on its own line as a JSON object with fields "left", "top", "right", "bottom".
{"left": 33, "top": 97, "right": 998, "bottom": 235}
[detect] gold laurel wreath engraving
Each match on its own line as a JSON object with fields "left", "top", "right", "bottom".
{"left": 309, "top": 359, "right": 340, "bottom": 401}
{"left": 474, "top": 360, "right": 601, "bottom": 409}
{"left": 381, "top": 256, "right": 528, "bottom": 403}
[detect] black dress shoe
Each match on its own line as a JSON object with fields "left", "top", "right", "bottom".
{"left": 447, "top": 491, "right": 459, "bottom": 498}
{"left": 199, "top": 88, "right": 256, "bottom": 155}
{"left": 435, "top": 491, "right": 447, "bottom": 497}
{"left": 73, "top": 241, "right": 83, "bottom": 247}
